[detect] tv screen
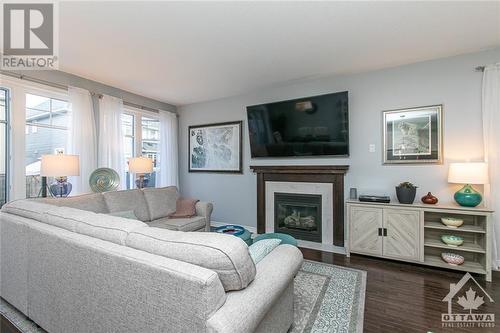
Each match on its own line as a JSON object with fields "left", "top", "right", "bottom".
{"left": 246, "top": 91, "right": 349, "bottom": 157}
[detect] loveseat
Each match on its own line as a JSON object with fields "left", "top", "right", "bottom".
{"left": 0, "top": 187, "right": 303, "bottom": 333}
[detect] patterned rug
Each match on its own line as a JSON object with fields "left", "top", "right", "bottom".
{"left": 1, "top": 260, "right": 366, "bottom": 333}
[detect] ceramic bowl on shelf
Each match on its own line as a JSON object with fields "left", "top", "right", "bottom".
{"left": 441, "top": 235, "right": 464, "bottom": 247}
{"left": 441, "top": 217, "right": 464, "bottom": 228}
{"left": 441, "top": 252, "right": 465, "bottom": 266}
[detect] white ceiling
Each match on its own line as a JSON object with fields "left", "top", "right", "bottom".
{"left": 59, "top": 1, "right": 500, "bottom": 106}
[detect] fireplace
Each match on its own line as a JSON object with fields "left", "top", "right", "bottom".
{"left": 250, "top": 165, "right": 348, "bottom": 247}
{"left": 274, "top": 192, "right": 322, "bottom": 242}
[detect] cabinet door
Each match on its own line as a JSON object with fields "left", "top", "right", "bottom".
{"left": 349, "top": 206, "right": 383, "bottom": 256}
{"left": 383, "top": 208, "right": 421, "bottom": 261}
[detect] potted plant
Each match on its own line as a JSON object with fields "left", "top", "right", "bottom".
{"left": 396, "top": 182, "right": 418, "bottom": 204}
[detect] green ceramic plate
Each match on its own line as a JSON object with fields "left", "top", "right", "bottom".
{"left": 89, "top": 168, "right": 120, "bottom": 193}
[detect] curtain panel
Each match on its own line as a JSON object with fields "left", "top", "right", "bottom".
{"left": 482, "top": 63, "right": 500, "bottom": 268}
{"left": 68, "top": 87, "right": 97, "bottom": 194}
{"left": 157, "top": 111, "right": 179, "bottom": 187}
{"left": 98, "top": 95, "right": 126, "bottom": 190}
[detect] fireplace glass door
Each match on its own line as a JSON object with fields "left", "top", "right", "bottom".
{"left": 274, "top": 192, "right": 322, "bottom": 242}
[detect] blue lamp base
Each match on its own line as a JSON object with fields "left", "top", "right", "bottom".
{"left": 454, "top": 184, "right": 482, "bottom": 207}
{"left": 49, "top": 177, "right": 72, "bottom": 197}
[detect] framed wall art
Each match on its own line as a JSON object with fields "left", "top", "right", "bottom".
{"left": 383, "top": 105, "right": 443, "bottom": 164}
{"left": 188, "top": 121, "right": 243, "bottom": 173}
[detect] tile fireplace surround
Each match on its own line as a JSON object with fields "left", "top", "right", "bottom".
{"left": 250, "top": 165, "right": 349, "bottom": 252}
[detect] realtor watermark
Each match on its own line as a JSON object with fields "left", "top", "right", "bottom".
{"left": 441, "top": 273, "right": 495, "bottom": 329}
{"left": 1, "top": 1, "right": 58, "bottom": 70}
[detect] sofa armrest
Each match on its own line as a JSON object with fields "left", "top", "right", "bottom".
{"left": 207, "top": 244, "right": 303, "bottom": 333}
{"left": 195, "top": 201, "right": 213, "bottom": 231}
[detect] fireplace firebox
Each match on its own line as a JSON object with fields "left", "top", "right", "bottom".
{"left": 274, "top": 192, "right": 322, "bottom": 242}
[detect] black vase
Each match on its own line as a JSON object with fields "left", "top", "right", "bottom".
{"left": 396, "top": 187, "right": 417, "bottom": 204}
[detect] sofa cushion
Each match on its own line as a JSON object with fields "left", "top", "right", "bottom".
{"left": 102, "top": 189, "right": 150, "bottom": 222}
{"left": 148, "top": 216, "right": 206, "bottom": 232}
{"left": 126, "top": 226, "right": 256, "bottom": 291}
{"left": 75, "top": 214, "right": 147, "bottom": 245}
{"left": 42, "top": 206, "right": 94, "bottom": 232}
{"left": 107, "top": 210, "right": 138, "bottom": 220}
{"left": 1, "top": 200, "right": 55, "bottom": 222}
{"left": 142, "top": 186, "right": 178, "bottom": 220}
{"left": 39, "top": 193, "right": 108, "bottom": 214}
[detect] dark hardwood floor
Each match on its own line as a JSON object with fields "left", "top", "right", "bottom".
{"left": 2, "top": 248, "right": 499, "bottom": 332}
{"left": 301, "top": 248, "right": 500, "bottom": 333}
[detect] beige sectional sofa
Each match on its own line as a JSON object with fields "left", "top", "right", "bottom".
{"left": 0, "top": 187, "right": 303, "bottom": 333}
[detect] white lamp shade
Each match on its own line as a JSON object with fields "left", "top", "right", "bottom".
{"left": 129, "top": 157, "right": 153, "bottom": 174}
{"left": 40, "top": 154, "right": 80, "bottom": 177}
{"left": 448, "top": 162, "right": 489, "bottom": 185}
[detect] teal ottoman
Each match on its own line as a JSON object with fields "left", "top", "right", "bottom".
{"left": 253, "top": 233, "right": 298, "bottom": 247}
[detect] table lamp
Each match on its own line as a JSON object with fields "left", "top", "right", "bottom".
{"left": 129, "top": 157, "right": 153, "bottom": 189}
{"left": 41, "top": 154, "right": 80, "bottom": 197}
{"left": 448, "top": 162, "right": 489, "bottom": 207}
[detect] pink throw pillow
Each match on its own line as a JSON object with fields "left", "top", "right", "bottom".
{"left": 169, "top": 197, "right": 199, "bottom": 218}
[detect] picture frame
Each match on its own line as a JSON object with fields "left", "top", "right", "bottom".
{"left": 383, "top": 105, "right": 443, "bottom": 164}
{"left": 188, "top": 121, "right": 243, "bottom": 173}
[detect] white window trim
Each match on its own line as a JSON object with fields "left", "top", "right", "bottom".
{"left": 1, "top": 75, "right": 69, "bottom": 200}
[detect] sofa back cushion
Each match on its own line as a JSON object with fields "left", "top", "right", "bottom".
{"left": 102, "top": 189, "right": 150, "bottom": 222}
{"left": 142, "top": 186, "right": 178, "bottom": 220}
{"left": 39, "top": 193, "right": 108, "bottom": 214}
{"left": 1, "top": 200, "right": 55, "bottom": 222}
{"left": 126, "top": 226, "right": 256, "bottom": 291}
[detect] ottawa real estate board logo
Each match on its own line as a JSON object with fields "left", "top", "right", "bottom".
{"left": 1, "top": 2, "right": 58, "bottom": 70}
{"left": 441, "top": 273, "right": 495, "bottom": 329}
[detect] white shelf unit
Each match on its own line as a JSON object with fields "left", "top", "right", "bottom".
{"left": 347, "top": 200, "right": 493, "bottom": 282}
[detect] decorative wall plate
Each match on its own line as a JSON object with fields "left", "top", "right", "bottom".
{"left": 89, "top": 168, "right": 120, "bottom": 193}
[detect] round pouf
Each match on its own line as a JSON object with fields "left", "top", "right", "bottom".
{"left": 253, "top": 233, "right": 298, "bottom": 247}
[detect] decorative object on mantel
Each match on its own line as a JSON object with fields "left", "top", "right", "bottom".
{"left": 188, "top": 121, "right": 243, "bottom": 173}
{"left": 441, "top": 252, "right": 465, "bottom": 266}
{"left": 129, "top": 157, "right": 153, "bottom": 189}
{"left": 383, "top": 105, "right": 443, "bottom": 164}
{"left": 440, "top": 217, "right": 464, "bottom": 228}
{"left": 41, "top": 153, "right": 80, "bottom": 197}
{"left": 441, "top": 235, "right": 464, "bottom": 247}
{"left": 421, "top": 192, "right": 438, "bottom": 204}
{"left": 89, "top": 168, "right": 120, "bottom": 193}
{"left": 448, "top": 162, "right": 489, "bottom": 207}
{"left": 395, "top": 181, "right": 417, "bottom": 204}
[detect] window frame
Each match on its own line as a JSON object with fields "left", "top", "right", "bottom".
{"left": 0, "top": 87, "right": 10, "bottom": 206}
{"left": 1, "top": 75, "right": 70, "bottom": 200}
{"left": 122, "top": 106, "right": 160, "bottom": 189}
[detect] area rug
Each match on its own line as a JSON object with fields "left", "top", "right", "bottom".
{"left": 292, "top": 260, "right": 366, "bottom": 333}
{"left": 1, "top": 260, "right": 366, "bottom": 333}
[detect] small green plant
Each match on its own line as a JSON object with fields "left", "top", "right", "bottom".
{"left": 397, "top": 181, "right": 417, "bottom": 189}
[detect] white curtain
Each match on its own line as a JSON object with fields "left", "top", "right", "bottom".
{"left": 156, "top": 110, "right": 179, "bottom": 187}
{"left": 68, "top": 87, "right": 96, "bottom": 194}
{"left": 482, "top": 63, "right": 500, "bottom": 269}
{"left": 98, "top": 95, "right": 126, "bottom": 189}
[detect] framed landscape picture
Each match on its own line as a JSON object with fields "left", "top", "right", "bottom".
{"left": 188, "top": 121, "right": 243, "bottom": 173}
{"left": 383, "top": 105, "right": 443, "bottom": 164}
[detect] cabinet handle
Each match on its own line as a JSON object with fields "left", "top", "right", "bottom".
{"left": 383, "top": 228, "right": 388, "bottom": 236}
{"left": 378, "top": 228, "right": 382, "bottom": 236}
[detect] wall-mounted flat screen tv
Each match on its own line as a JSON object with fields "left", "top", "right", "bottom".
{"left": 246, "top": 91, "right": 349, "bottom": 157}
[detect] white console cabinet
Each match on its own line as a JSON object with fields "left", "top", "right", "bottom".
{"left": 347, "top": 200, "right": 493, "bottom": 281}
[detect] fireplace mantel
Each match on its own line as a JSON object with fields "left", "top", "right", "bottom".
{"left": 250, "top": 165, "right": 349, "bottom": 247}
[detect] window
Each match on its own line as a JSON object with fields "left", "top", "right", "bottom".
{"left": 122, "top": 110, "right": 160, "bottom": 189}
{"left": 0, "top": 88, "right": 9, "bottom": 207}
{"left": 25, "top": 93, "right": 70, "bottom": 198}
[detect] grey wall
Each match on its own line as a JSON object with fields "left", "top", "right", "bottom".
{"left": 179, "top": 47, "right": 500, "bottom": 229}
